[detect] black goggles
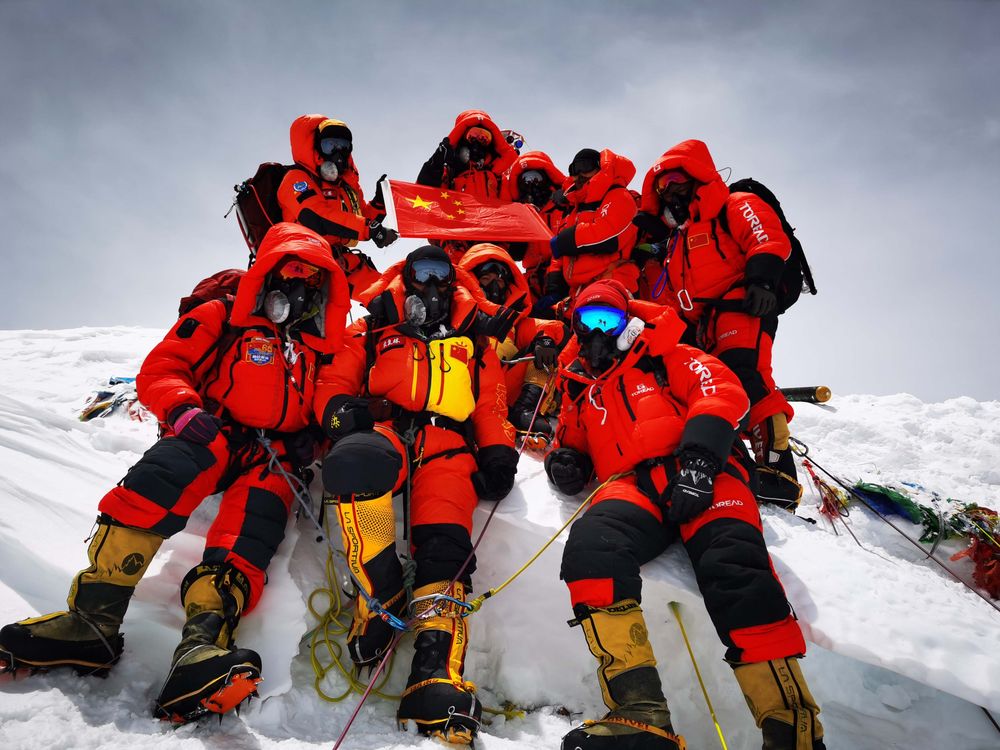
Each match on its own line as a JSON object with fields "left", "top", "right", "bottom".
{"left": 319, "top": 136, "right": 352, "bottom": 156}
{"left": 475, "top": 261, "right": 510, "bottom": 279}
{"left": 409, "top": 257, "right": 454, "bottom": 284}
{"left": 569, "top": 156, "right": 600, "bottom": 177}
{"left": 518, "top": 169, "right": 548, "bottom": 188}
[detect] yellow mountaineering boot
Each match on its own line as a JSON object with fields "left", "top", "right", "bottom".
{"left": 397, "top": 580, "right": 482, "bottom": 745}
{"left": 333, "top": 492, "right": 406, "bottom": 670}
{"left": 0, "top": 515, "right": 162, "bottom": 676}
{"left": 732, "top": 657, "right": 825, "bottom": 750}
{"left": 751, "top": 414, "right": 802, "bottom": 510}
{"left": 561, "top": 600, "right": 686, "bottom": 750}
{"left": 152, "top": 564, "right": 261, "bottom": 724}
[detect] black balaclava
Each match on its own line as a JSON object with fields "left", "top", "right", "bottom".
{"left": 518, "top": 169, "right": 553, "bottom": 208}
{"left": 262, "top": 265, "right": 323, "bottom": 327}
{"left": 403, "top": 245, "right": 454, "bottom": 332}
{"left": 474, "top": 260, "right": 511, "bottom": 305}
{"left": 317, "top": 123, "right": 353, "bottom": 182}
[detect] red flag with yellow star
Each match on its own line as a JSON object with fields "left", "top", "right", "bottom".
{"left": 384, "top": 180, "right": 553, "bottom": 241}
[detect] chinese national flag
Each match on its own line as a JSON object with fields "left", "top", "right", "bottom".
{"left": 384, "top": 180, "right": 553, "bottom": 242}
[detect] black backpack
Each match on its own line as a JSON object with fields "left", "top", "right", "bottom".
{"left": 229, "top": 162, "right": 291, "bottom": 263}
{"left": 720, "top": 177, "right": 817, "bottom": 313}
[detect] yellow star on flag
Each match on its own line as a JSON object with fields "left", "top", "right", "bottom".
{"left": 457, "top": 209, "right": 466, "bottom": 215}
{"left": 444, "top": 213, "right": 455, "bottom": 220}
{"left": 440, "top": 191, "right": 450, "bottom": 199}
{"left": 410, "top": 195, "right": 434, "bottom": 210}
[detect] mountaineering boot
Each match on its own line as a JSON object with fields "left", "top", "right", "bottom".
{"left": 0, "top": 515, "right": 162, "bottom": 676}
{"left": 508, "top": 383, "right": 554, "bottom": 439}
{"left": 397, "top": 580, "right": 482, "bottom": 745}
{"left": 153, "top": 563, "right": 261, "bottom": 724}
{"left": 561, "top": 600, "right": 686, "bottom": 750}
{"left": 333, "top": 492, "right": 407, "bottom": 671}
{"left": 732, "top": 657, "right": 825, "bottom": 750}
{"left": 751, "top": 414, "right": 802, "bottom": 510}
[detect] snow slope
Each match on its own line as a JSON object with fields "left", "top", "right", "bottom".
{"left": 1, "top": 327, "right": 999, "bottom": 750}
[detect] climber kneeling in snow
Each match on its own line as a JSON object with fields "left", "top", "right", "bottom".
{"left": 546, "top": 279, "right": 825, "bottom": 750}
{"left": 315, "top": 245, "right": 518, "bottom": 745}
{"left": 0, "top": 223, "right": 351, "bottom": 724}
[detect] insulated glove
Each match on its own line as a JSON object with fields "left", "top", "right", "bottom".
{"left": 169, "top": 405, "right": 221, "bottom": 445}
{"left": 543, "top": 270, "right": 570, "bottom": 301}
{"left": 282, "top": 427, "right": 323, "bottom": 469}
{"left": 667, "top": 449, "right": 720, "bottom": 523}
{"left": 471, "top": 445, "right": 518, "bottom": 502}
{"left": 632, "top": 211, "right": 671, "bottom": 242}
{"left": 544, "top": 448, "right": 594, "bottom": 495}
{"left": 476, "top": 306, "right": 520, "bottom": 341}
{"left": 322, "top": 396, "right": 375, "bottom": 440}
{"left": 533, "top": 336, "right": 559, "bottom": 370}
{"left": 743, "top": 282, "right": 777, "bottom": 317}
{"left": 368, "top": 220, "right": 398, "bottom": 249}
{"left": 370, "top": 174, "right": 387, "bottom": 211}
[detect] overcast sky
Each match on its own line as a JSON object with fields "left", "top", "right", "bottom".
{"left": 2, "top": 0, "right": 998, "bottom": 402}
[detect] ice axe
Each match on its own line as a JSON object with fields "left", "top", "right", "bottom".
{"left": 780, "top": 385, "right": 831, "bottom": 404}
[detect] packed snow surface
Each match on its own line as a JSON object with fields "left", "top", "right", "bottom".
{"left": 1, "top": 327, "right": 998, "bottom": 749}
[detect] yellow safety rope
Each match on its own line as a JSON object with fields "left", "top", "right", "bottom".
{"left": 467, "top": 472, "right": 632, "bottom": 614}
{"left": 669, "top": 602, "right": 728, "bottom": 750}
{"left": 306, "top": 502, "right": 399, "bottom": 702}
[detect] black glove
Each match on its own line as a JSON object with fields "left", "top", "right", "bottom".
{"left": 667, "top": 449, "right": 720, "bottom": 523}
{"left": 371, "top": 174, "right": 387, "bottom": 211}
{"left": 544, "top": 448, "right": 594, "bottom": 495}
{"left": 743, "top": 282, "right": 777, "bottom": 317}
{"left": 282, "top": 427, "right": 323, "bottom": 469}
{"left": 471, "top": 445, "right": 518, "bottom": 502}
{"left": 476, "top": 306, "right": 520, "bottom": 341}
{"left": 169, "top": 405, "right": 221, "bottom": 445}
{"left": 544, "top": 270, "right": 569, "bottom": 301}
{"left": 533, "top": 336, "right": 559, "bottom": 370}
{"left": 321, "top": 396, "right": 375, "bottom": 441}
{"left": 632, "top": 211, "right": 670, "bottom": 242}
{"left": 368, "top": 220, "right": 398, "bottom": 249}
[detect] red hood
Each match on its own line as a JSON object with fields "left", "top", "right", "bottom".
{"left": 457, "top": 243, "right": 531, "bottom": 317}
{"left": 230, "top": 222, "right": 351, "bottom": 353}
{"left": 446, "top": 109, "right": 518, "bottom": 174}
{"left": 562, "top": 149, "right": 636, "bottom": 205}
{"left": 557, "top": 299, "right": 687, "bottom": 374}
{"left": 501, "top": 150, "right": 567, "bottom": 202}
{"left": 639, "top": 139, "right": 729, "bottom": 221}
{"left": 289, "top": 114, "right": 362, "bottom": 192}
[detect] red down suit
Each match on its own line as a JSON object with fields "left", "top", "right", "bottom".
{"left": 554, "top": 301, "right": 807, "bottom": 663}
{"left": 100, "top": 223, "right": 350, "bottom": 610}
{"left": 640, "top": 139, "right": 793, "bottom": 427}
{"left": 277, "top": 114, "right": 384, "bottom": 299}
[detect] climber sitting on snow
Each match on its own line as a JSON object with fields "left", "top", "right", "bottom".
{"left": 0, "top": 223, "right": 351, "bottom": 725}
{"left": 545, "top": 279, "right": 826, "bottom": 750}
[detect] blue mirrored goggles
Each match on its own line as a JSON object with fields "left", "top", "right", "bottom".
{"left": 574, "top": 305, "right": 628, "bottom": 336}
{"left": 409, "top": 257, "right": 454, "bottom": 284}
{"left": 319, "top": 136, "right": 352, "bottom": 156}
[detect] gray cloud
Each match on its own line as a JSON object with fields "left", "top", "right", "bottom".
{"left": 1, "top": 0, "right": 998, "bottom": 400}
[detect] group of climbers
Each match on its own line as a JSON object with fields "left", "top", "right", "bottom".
{"left": 0, "top": 108, "right": 822, "bottom": 750}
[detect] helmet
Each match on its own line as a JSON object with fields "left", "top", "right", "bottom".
{"left": 571, "top": 280, "right": 632, "bottom": 372}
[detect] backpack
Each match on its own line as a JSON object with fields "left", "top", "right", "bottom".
{"left": 230, "top": 162, "right": 291, "bottom": 262}
{"left": 177, "top": 269, "right": 245, "bottom": 317}
{"left": 720, "top": 177, "right": 817, "bottom": 314}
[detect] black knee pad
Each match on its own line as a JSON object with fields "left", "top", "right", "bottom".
{"left": 561, "top": 500, "right": 669, "bottom": 604}
{"left": 412, "top": 524, "right": 475, "bottom": 587}
{"left": 717, "top": 347, "right": 768, "bottom": 404}
{"left": 685, "top": 518, "right": 791, "bottom": 635}
{"left": 322, "top": 431, "right": 402, "bottom": 497}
